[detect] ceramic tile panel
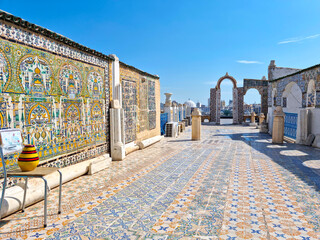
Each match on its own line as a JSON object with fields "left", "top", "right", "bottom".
{"left": 122, "top": 79, "right": 137, "bottom": 143}
{"left": 139, "top": 78, "right": 149, "bottom": 131}
{"left": 148, "top": 79, "right": 156, "bottom": 130}
{"left": 0, "top": 38, "right": 108, "bottom": 175}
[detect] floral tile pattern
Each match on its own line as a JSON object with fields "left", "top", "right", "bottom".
{"left": 1, "top": 125, "right": 320, "bottom": 240}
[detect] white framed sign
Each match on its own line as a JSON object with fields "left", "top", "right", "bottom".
{"left": 0, "top": 129, "right": 23, "bottom": 155}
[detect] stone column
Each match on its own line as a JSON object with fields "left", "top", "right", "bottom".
{"left": 110, "top": 100, "right": 125, "bottom": 160}
{"left": 259, "top": 113, "right": 265, "bottom": 125}
{"left": 272, "top": 106, "right": 285, "bottom": 144}
{"left": 183, "top": 104, "right": 187, "bottom": 119}
{"left": 233, "top": 88, "right": 238, "bottom": 124}
{"left": 172, "top": 103, "right": 178, "bottom": 122}
{"left": 216, "top": 89, "right": 221, "bottom": 124}
{"left": 178, "top": 104, "right": 183, "bottom": 122}
{"left": 192, "top": 108, "right": 201, "bottom": 140}
{"left": 297, "top": 109, "right": 309, "bottom": 144}
{"left": 251, "top": 112, "right": 256, "bottom": 123}
{"left": 109, "top": 54, "right": 125, "bottom": 161}
{"left": 164, "top": 93, "right": 173, "bottom": 122}
{"left": 109, "top": 54, "right": 121, "bottom": 106}
{"left": 210, "top": 88, "right": 217, "bottom": 122}
{"left": 237, "top": 87, "right": 244, "bottom": 124}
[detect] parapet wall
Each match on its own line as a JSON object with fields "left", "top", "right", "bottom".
{"left": 0, "top": 11, "right": 160, "bottom": 188}
{"left": 120, "top": 63, "right": 160, "bottom": 144}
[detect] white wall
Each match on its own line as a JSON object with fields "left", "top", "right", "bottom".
{"left": 310, "top": 108, "right": 320, "bottom": 135}
{"left": 270, "top": 67, "right": 300, "bottom": 80}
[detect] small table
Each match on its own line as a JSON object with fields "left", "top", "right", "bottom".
{"left": 2, "top": 167, "right": 62, "bottom": 227}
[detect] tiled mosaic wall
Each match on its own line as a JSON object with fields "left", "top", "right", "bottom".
{"left": 120, "top": 64, "right": 158, "bottom": 144}
{"left": 269, "top": 67, "right": 320, "bottom": 108}
{"left": 148, "top": 79, "right": 156, "bottom": 130}
{"left": 122, "top": 79, "right": 137, "bottom": 143}
{"left": 0, "top": 28, "right": 109, "bottom": 171}
{"left": 0, "top": 13, "right": 160, "bottom": 190}
{"left": 0, "top": 16, "right": 160, "bottom": 175}
{"left": 139, "top": 78, "right": 148, "bottom": 132}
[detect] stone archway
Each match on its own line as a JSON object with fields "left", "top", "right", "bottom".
{"left": 210, "top": 73, "right": 239, "bottom": 124}
{"left": 216, "top": 73, "right": 237, "bottom": 89}
{"left": 243, "top": 78, "right": 269, "bottom": 118}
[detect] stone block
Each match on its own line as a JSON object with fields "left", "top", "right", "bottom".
{"left": 88, "top": 154, "right": 112, "bottom": 175}
{"left": 305, "top": 134, "right": 315, "bottom": 146}
{"left": 312, "top": 134, "right": 320, "bottom": 148}
{"left": 137, "top": 135, "right": 163, "bottom": 149}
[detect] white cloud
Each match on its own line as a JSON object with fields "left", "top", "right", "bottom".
{"left": 237, "top": 60, "right": 263, "bottom": 64}
{"left": 278, "top": 34, "right": 320, "bottom": 44}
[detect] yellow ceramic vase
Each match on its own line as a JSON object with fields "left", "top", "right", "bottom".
{"left": 18, "top": 145, "right": 39, "bottom": 172}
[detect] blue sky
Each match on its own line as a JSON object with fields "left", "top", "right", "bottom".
{"left": 2, "top": 0, "right": 320, "bottom": 105}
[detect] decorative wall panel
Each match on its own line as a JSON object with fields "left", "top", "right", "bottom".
{"left": 139, "top": 78, "right": 148, "bottom": 131}
{"left": 148, "top": 80, "right": 156, "bottom": 130}
{"left": 0, "top": 38, "right": 108, "bottom": 171}
{"left": 122, "top": 79, "right": 137, "bottom": 143}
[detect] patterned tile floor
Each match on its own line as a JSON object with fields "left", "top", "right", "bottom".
{"left": 0, "top": 125, "right": 320, "bottom": 239}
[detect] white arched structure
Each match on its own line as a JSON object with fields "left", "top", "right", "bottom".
{"left": 184, "top": 99, "right": 196, "bottom": 117}
{"left": 282, "top": 82, "right": 302, "bottom": 112}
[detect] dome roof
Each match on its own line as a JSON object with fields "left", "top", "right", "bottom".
{"left": 184, "top": 99, "right": 196, "bottom": 108}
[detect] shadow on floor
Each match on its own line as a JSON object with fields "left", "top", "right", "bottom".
{"left": 213, "top": 130, "right": 320, "bottom": 193}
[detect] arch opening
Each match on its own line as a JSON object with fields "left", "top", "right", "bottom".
{"left": 210, "top": 73, "right": 240, "bottom": 125}
{"left": 243, "top": 88, "right": 261, "bottom": 123}
{"left": 282, "top": 82, "right": 302, "bottom": 112}
{"left": 220, "top": 79, "right": 234, "bottom": 124}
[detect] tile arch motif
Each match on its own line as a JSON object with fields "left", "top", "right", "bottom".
{"left": 87, "top": 70, "right": 104, "bottom": 99}
{"left": 91, "top": 102, "right": 103, "bottom": 118}
{"left": 0, "top": 47, "right": 14, "bottom": 93}
{"left": 0, "top": 47, "right": 12, "bottom": 91}
{"left": 17, "top": 54, "right": 54, "bottom": 97}
{"left": 65, "top": 103, "right": 81, "bottom": 122}
{"left": 59, "top": 63, "right": 82, "bottom": 99}
{"left": 91, "top": 102, "right": 103, "bottom": 133}
{"left": 65, "top": 103, "right": 81, "bottom": 139}
{"left": 27, "top": 103, "right": 51, "bottom": 125}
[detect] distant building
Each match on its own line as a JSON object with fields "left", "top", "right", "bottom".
{"left": 221, "top": 100, "right": 226, "bottom": 108}
{"left": 243, "top": 103, "right": 261, "bottom": 115}
{"left": 184, "top": 99, "right": 196, "bottom": 116}
{"left": 160, "top": 102, "right": 164, "bottom": 110}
